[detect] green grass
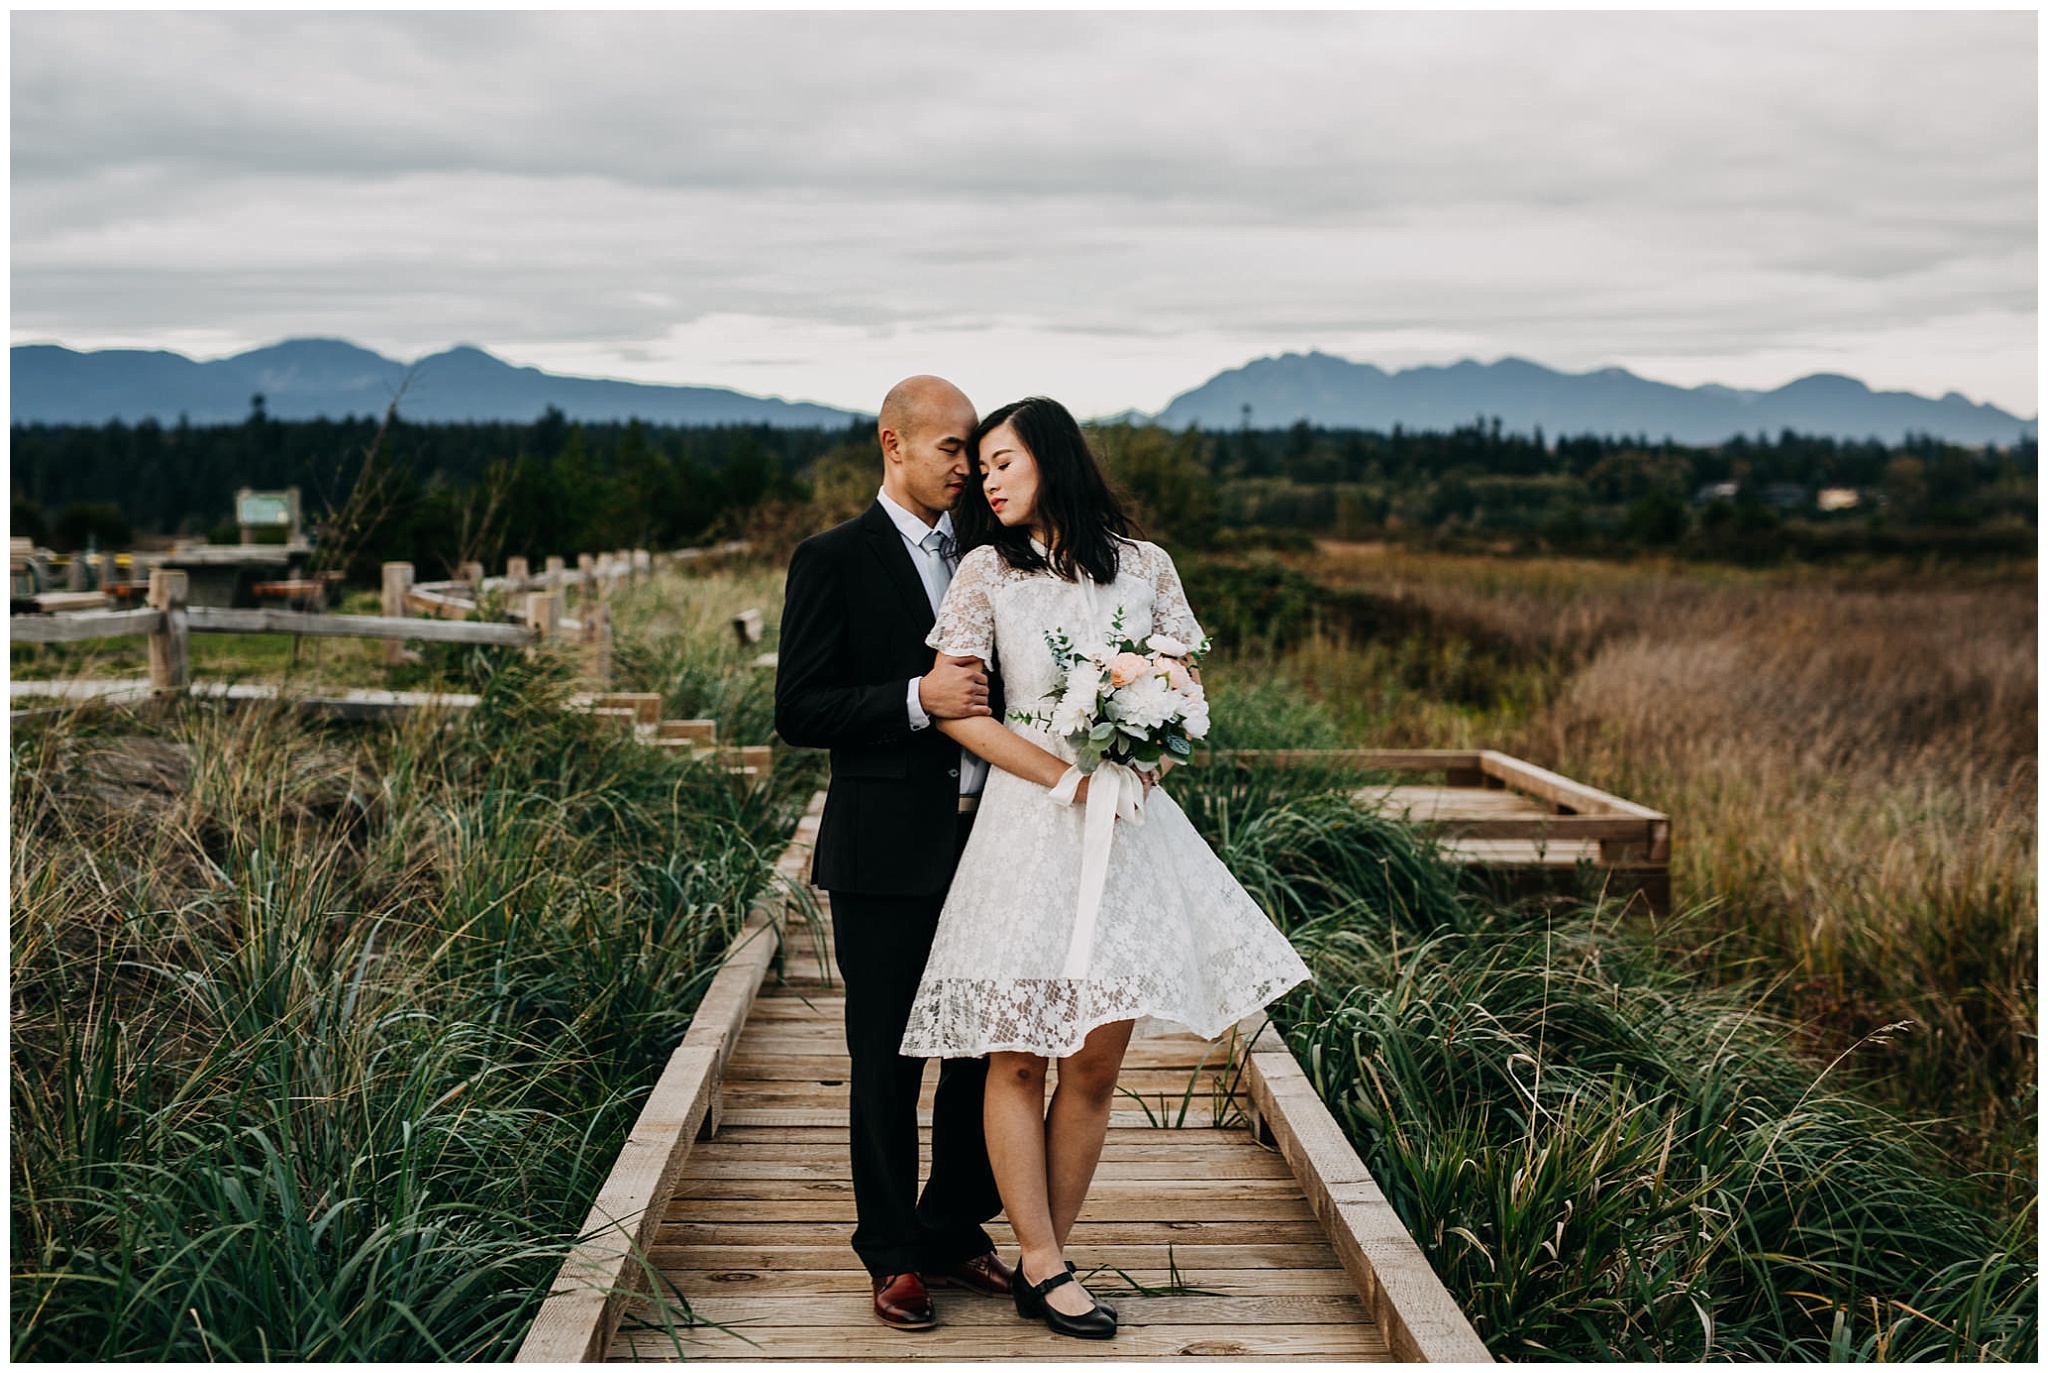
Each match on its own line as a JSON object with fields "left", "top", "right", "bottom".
{"left": 1159, "top": 763, "right": 2037, "bottom": 1362}
{"left": 11, "top": 631, "right": 810, "bottom": 1359}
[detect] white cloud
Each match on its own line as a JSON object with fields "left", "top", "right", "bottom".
{"left": 10, "top": 10, "right": 2037, "bottom": 416}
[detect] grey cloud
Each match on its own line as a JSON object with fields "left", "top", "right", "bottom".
{"left": 14, "top": 11, "right": 2032, "bottom": 218}
{"left": 10, "top": 9, "right": 2035, "bottom": 413}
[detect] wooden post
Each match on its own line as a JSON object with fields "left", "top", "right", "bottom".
{"left": 66, "top": 556, "right": 87, "bottom": 591}
{"left": 583, "top": 599, "right": 611, "bottom": 685}
{"left": 732, "top": 608, "right": 764, "bottom": 646}
{"left": 526, "top": 590, "right": 560, "bottom": 642}
{"left": 577, "top": 553, "right": 596, "bottom": 605}
{"left": 381, "top": 562, "right": 414, "bottom": 667}
{"left": 98, "top": 552, "right": 119, "bottom": 589}
{"left": 147, "top": 568, "right": 190, "bottom": 693}
{"left": 506, "top": 555, "right": 529, "bottom": 584}
{"left": 459, "top": 560, "right": 485, "bottom": 586}
{"left": 544, "top": 555, "right": 565, "bottom": 588}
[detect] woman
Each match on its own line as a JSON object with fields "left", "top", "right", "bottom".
{"left": 898, "top": 397, "right": 1311, "bottom": 1339}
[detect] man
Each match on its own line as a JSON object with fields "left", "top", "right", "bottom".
{"left": 773, "top": 375, "right": 1013, "bottom": 1330}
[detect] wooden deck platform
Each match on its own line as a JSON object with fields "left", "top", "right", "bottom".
{"left": 1221, "top": 749, "right": 1671, "bottom": 914}
{"left": 521, "top": 795, "right": 1491, "bottom": 1364}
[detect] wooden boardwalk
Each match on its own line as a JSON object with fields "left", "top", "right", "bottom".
{"left": 522, "top": 794, "right": 1491, "bottom": 1364}
{"left": 608, "top": 906, "right": 1389, "bottom": 1361}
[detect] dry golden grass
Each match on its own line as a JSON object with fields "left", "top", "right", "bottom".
{"left": 1272, "top": 544, "right": 2037, "bottom": 1190}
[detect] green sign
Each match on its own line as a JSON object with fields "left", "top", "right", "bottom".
{"left": 238, "top": 492, "right": 293, "bottom": 526}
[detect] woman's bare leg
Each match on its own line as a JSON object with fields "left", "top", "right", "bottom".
{"left": 983, "top": 1051, "right": 1077, "bottom": 1314}
{"left": 1046, "top": 1018, "right": 1135, "bottom": 1247}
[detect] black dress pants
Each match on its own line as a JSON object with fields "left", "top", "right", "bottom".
{"left": 827, "top": 815, "right": 1001, "bottom": 1276}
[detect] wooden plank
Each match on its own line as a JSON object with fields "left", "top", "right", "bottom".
{"left": 712, "top": 1107, "right": 1235, "bottom": 1129}
{"left": 651, "top": 1268, "right": 1363, "bottom": 1298}
{"left": 26, "top": 589, "right": 112, "bottom": 613}
{"left": 608, "top": 1321, "right": 1389, "bottom": 1361}
{"left": 1208, "top": 748, "right": 1480, "bottom": 773}
{"left": 657, "top": 1219, "right": 1330, "bottom": 1247}
{"left": 1237, "top": 1014, "right": 1492, "bottom": 1364}
{"left": 1360, "top": 784, "right": 1550, "bottom": 819}
{"left": 1436, "top": 836, "right": 1603, "bottom": 866}
{"left": 404, "top": 585, "right": 482, "bottom": 620}
{"left": 675, "top": 1175, "right": 1305, "bottom": 1199}
{"left": 649, "top": 1243, "right": 1347, "bottom": 1272}
{"left": 680, "top": 1155, "right": 1296, "bottom": 1181}
{"left": 620, "top": 1292, "right": 1369, "bottom": 1328}
{"left": 187, "top": 606, "right": 537, "bottom": 645}
{"left": 593, "top": 692, "right": 662, "bottom": 725}
{"left": 9, "top": 607, "right": 162, "bottom": 643}
{"left": 666, "top": 1191, "right": 1318, "bottom": 1221}
{"left": 1477, "top": 748, "right": 1663, "bottom": 820}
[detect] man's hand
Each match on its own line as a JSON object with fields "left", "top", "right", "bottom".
{"left": 920, "top": 656, "right": 991, "bottom": 720}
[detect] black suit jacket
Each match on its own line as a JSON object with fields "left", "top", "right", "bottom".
{"left": 775, "top": 501, "right": 999, "bottom": 896}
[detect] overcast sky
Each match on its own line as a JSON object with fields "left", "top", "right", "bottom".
{"left": 11, "top": 9, "right": 2038, "bottom": 418}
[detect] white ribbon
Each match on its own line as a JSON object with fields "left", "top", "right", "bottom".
{"left": 1048, "top": 760, "right": 1147, "bottom": 977}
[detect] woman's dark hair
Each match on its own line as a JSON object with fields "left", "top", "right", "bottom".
{"left": 953, "top": 396, "right": 1135, "bottom": 584}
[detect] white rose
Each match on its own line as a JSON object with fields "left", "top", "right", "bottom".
{"left": 1051, "top": 694, "right": 1094, "bottom": 737}
{"left": 1112, "top": 675, "right": 1176, "bottom": 731}
{"left": 1146, "top": 633, "right": 1191, "bottom": 658}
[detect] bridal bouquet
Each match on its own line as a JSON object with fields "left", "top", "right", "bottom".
{"left": 1016, "top": 608, "right": 1212, "bottom": 774}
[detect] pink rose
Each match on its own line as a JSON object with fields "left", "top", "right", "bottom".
{"left": 1165, "top": 661, "right": 1192, "bottom": 691}
{"left": 1108, "top": 652, "right": 1150, "bottom": 688}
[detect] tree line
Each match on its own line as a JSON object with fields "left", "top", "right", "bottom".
{"left": 11, "top": 405, "right": 853, "bottom": 581}
{"left": 1090, "top": 418, "right": 2037, "bottom": 563}
{"left": 11, "top": 403, "right": 2036, "bottom": 578}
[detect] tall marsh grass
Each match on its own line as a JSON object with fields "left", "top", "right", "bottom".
{"left": 1164, "top": 763, "right": 2038, "bottom": 1361}
{"left": 11, "top": 635, "right": 808, "bottom": 1359}
{"left": 1242, "top": 545, "right": 2036, "bottom": 1193}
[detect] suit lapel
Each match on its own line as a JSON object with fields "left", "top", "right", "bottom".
{"left": 861, "top": 500, "right": 937, "bottom": 631}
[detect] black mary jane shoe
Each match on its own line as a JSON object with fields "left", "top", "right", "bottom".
{"left": 1067, "top": 1261, "right": 1117, "bottom": 1319}
{"left": 1013, "top": 1264, "right": 1118, "bottom": 1340}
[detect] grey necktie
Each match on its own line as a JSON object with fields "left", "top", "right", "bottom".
{"left": 919, "top": 529, "right": 956, "bottom": 610}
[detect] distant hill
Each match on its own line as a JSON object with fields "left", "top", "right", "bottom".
{"left": 1150, "top": 351, "right": 2036, "bottom": 447}
{"left": 10, "top": 338, "right": 865, "bottom": 429}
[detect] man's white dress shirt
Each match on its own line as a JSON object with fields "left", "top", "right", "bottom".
{"left": 877, "top": 488, "right": 989, "bottom": 797}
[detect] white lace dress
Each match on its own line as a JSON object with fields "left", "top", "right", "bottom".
{"left": 899, "top": 538, "right": 1312, "bottom": 1059}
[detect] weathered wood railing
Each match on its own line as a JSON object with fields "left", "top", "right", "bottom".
{"left": 11, "top": 543, "right": 758, "bottom": 694}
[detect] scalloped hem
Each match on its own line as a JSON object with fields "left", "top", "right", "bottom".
{"left": 899, "top": 972, "right": 1308, "bottom": 1060}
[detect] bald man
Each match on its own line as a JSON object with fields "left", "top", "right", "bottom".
{"left": 774, "top": 376, "right": 1011, "bottom": 1330}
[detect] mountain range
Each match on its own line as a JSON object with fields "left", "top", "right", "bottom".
{"left": 9, "top": 338, "right": 863, "bottom": 429}
{"left": 1154, "top": 351, "right": 2034, "bottom": 447}
{"left": 9, "top": 338, "right": 2035, "bottom": 446}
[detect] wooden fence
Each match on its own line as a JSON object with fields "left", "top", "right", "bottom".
{"left": 10, "top": 543, "right": 758, "bottom": 694}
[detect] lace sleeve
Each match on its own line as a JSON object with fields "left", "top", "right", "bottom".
{"left": 1146, "top": 543, "right": 1207, "bottom": 649}
{"left": 927, "top": 545, "right": 999, "bottom": 661}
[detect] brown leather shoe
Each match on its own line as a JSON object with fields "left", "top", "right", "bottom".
{"left": 923, "top": 1248, "right": 1015, "bottom": 1296}
{"left": 871, "top": 1271, "right": 936, "bottom": 1329}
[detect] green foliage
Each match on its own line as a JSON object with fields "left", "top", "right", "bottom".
{"left": 1160, "top": 774, "right": 2039, "bottom": 1361}
{"left": 13, "top": 492, "right": 50, "bottom": 545}
{"left": 10, "top": 649, "right": 810, "bottom": 1360}
{"left": 1199, "top": 672, "right": 1344, "bottom": 750}
{"left": 50, "top": 501, "right": 131, "bottom": 553}
{"left": 1088, "top": 423, "right": 1221, "bottom": 549}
